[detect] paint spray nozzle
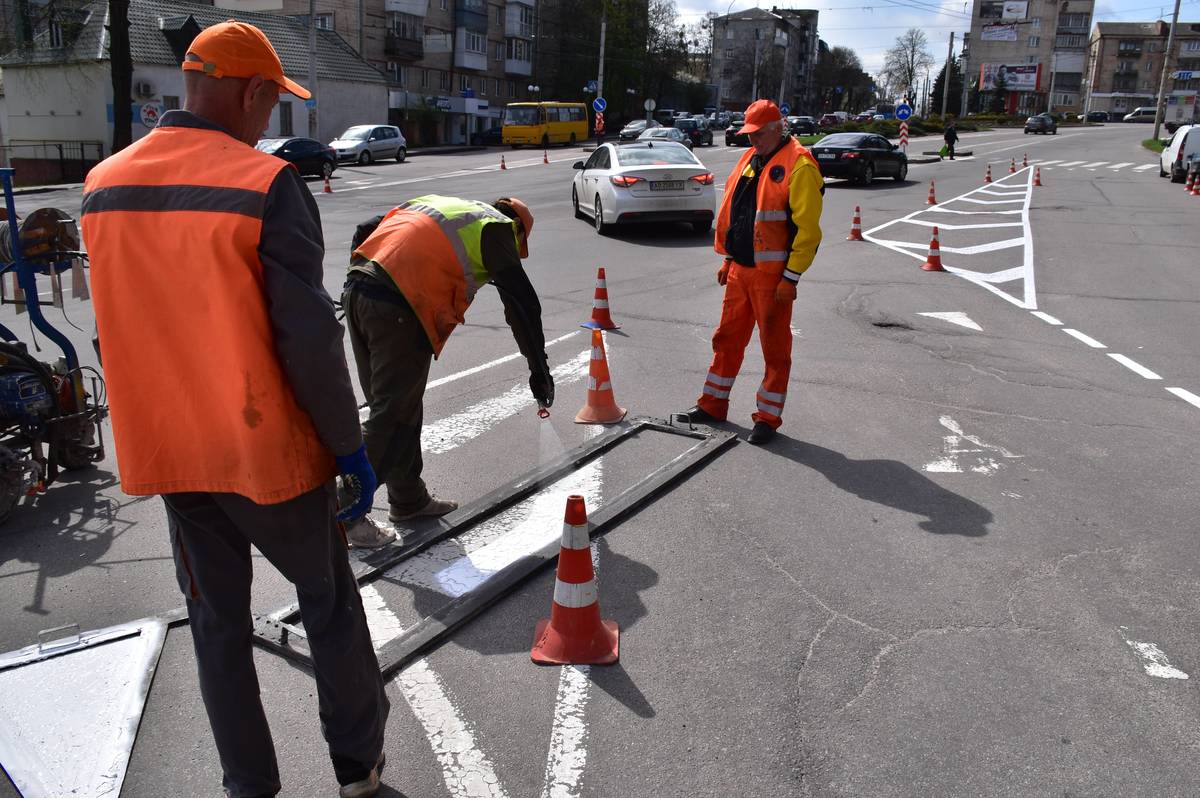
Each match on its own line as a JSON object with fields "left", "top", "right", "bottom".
{"left": 537, "top": 404, "right": 550, "bottom": 419}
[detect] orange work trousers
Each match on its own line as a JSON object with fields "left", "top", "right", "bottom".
{"left": 696, "top": 263, "right": 793, "bottom": 429}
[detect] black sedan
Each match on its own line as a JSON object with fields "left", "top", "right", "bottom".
{"left": 809, "top": 132, "right": 908, "bottom": 183}
{"left": 619, "top": 119, "right": 659, "bottom": 142}
{"left": 1024, "top": 113, "right": 1058, "bottom": 134}
{"left": 788, "top": 115, "right": 816, "bottom": 135}
{"left": 725, "top": 121, "right": 749, "bottom": 147}
{"left": 256, "top": 137, "right": 337, "bottom": 178}
{"left": 675, "top": 118, "right": 713, "bottom": 147}
{"left": 471, "top": 125, "right": 503, "bottom": 145}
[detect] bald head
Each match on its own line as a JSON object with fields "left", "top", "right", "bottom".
{"left": 183, "top": 70, "right": 280, "bottom": 146}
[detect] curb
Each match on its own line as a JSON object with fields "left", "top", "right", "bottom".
{"left": 11, "top": 183, "right": 84, "bottom": 195}
{"left": 407, "top": 145, "right": 487, "bottom": 157}
{"left": 920, "top": 150, "right": 974, "bottom": 157}
{"left": 908, "top": 156, "right": 942, "bottom": 164}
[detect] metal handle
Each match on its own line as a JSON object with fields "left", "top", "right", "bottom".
{"left": 667, "top": 412, "right": 695, "bottom": 430}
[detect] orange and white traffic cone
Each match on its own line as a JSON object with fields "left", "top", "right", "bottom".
{"left": 985, "top": 164, "right": 993, "bottom": 183}
{"left": 531, "top": 494, "right": 619, "bottom": 666}
{"left": 543, "top": 148, "right": 549, "bottom": 165}
{"left": 926, "top": 180, "right": 937, "bottom": 205}
{"left": 846, "top": 206, "right": 864, "bottom": 241}
{"left": 1022, "top": 152, "right": 1029, "bottom": 168}
{"left": 922, "top": 226, "right": 945, "bottom": 272}
{"left": 323, "top": 174, "right": 333, "bottom": 193}
{"left": 500, "top": 155, "right": 507, "bottom": 170}
{"left": 1186, "top": 171, "right": 1195, "bottom": 193}
{"left": 575, "top": 329, "right": 627, "bottom": 424}
{"left": 1034, "top": 167, "right": 1043, "bottom": 187}
{"left": 1009, "top": 158, "right": 1017, "bottom": 174}
{"left": 1191, "top": 175, "right": 1200, "bottom": 197}
{"left": 581, "top": 267, "right": 621, "bottom": 330}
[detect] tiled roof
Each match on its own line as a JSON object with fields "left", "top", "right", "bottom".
{"left": 1, "top": 0, "right": 385, "bottom": 85}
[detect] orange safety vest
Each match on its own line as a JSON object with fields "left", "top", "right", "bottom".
{"left": 715, "top": 138, "right": 819, "bottom": 276}
{"left": 81, "top": 125, "right": 334, "bottom": 504}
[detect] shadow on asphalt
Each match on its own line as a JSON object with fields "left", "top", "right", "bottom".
{"left": 823, "top": 179, "right": 913, "bottom": 191}
{"left": 597, "top": 223, "right": 715, "bottom": 249}
{"left": 766, "top": 438, "right": 993, "bottom": 537}
{"left": 589, "top": 661, "right": 656, "bottom": 718}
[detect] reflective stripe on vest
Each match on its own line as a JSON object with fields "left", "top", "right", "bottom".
{"left": 80, "top": 125, "right": 335, "bottom": 503}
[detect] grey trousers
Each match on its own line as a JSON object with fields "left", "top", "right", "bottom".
{"left": 164, "top": 484, "right": 389, "bottom": 797}
{"left": 343, "top": 278, "right": 434, "bottom": 515}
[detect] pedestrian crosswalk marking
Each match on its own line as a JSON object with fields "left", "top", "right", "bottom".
{"left": 1108, "top": 162, "right": 1134, "bottom": 170}
{"left": 1080, "top": 161, "right": 1108, "bottom": 168}
{"left": 1133, "top": 164, "right": 1156, "bottom": 171}
{"left": 1057, "top": 161, "right": 1086, "bottom": 167}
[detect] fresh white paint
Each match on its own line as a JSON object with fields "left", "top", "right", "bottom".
{"left": 1108, "top": 162, "right": 1134, "bottom": 170}
{"left": 1119, "top": 628, "right": 1190, "bottom": 680}
{"left": 1080, "top": 161, "right": 1108, "bottom": 168}
{"left": 1030, "top": 311, "right": 1063, "bottom": 325}
{"left": 1062, "top": 329, "right": 1106, "bottom": 348}
{"left": 1133, "top": 164, "right": 1157, "bottom": 172}
{"left": 917, "top": 312, "right": 983, "bottom": 331}
{"left": 1057, "top": 161, "right": 1087, "bottom": 167}
{"left": 541, "top": 665, "right": 593, "bottom": 798}
{"left": 924, "top": 415, "right": 1023, "bottom": 475}
{"left": 1166, "top": 387, "right": 1200, "bottom": 409}
{"left": 1107, "top": 353, "right": 1162, "bottom": 380}
{"left": 428, "top": 331, "right": 581, "bottom": 390}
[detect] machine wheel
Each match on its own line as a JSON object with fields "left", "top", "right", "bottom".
{"left": 0, "top": 446, "right": 25, "bottom": 526}
{"left": 572, "top": 186, "right": 585, "bottom": 219}
{"left": 1159, "top": 164, "right": 1168, "bottom": 177}
{"left": 396, "top": 147, "right": 407, "bottom": 163}
{"left": 594, "top": 197, "right": 609, "bottom": 235}
{"left": 358, "top": 150, "right": 373, "bottom": 165}
{"left": 895, "top": 161, "right": 908, "bottom": 182}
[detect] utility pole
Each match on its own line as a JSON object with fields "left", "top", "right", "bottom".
{"left": 109, "top": 0, "right": 133, "bottom": 153}
{"left": 941, "top": 31, "right": 955, "bottom": 117}
{"left": 751, "top": 28, "right": 761, "bottom": 99}
{"left": 597, "top": 5, "right": 607, "bottom": 101}
{"left": 1152, "top": 0, "right": 1182, "bottom": 141}
{"left": 307, "top": 0, "right": 318, "bottom": 139}
{"left": 960, "top": 35, "right": 971, "bottom": 116}
{"left": 358, "top": 0, "right": 364, "bottom": 55}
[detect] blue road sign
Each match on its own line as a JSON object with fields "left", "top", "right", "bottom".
{"left": 593, "top": 97, "right": 607, "bottom": 113}
{"left": 780, "top": 103, "right": 790, "bottom": 115}
{"left": 895, "top": 103, "right": 913, "bottom": 121}
{"left": 305, "top": 98, "right": 316, "bottom": 109}
{"left": 586, "top": 80, "right": 598, "bottom": 93}
{"left": 835, "top": 86, "right": 843, "bottom": 94}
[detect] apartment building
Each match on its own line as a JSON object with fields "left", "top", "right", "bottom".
{"left": 213, "top": 0, "right": 539, "bottom": 145}
{"left": 1083, "top": 21, "right": 1200, "bottom": 122}
{"left": 710, "top": 7, "right": 819, "bottom": 115}
{"left": 966, "top": 0, "right": 1093, "bottom": 115}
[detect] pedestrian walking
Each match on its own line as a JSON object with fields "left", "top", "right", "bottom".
{"left": 683, "top": 99, "right": 824, "bottom": 445}
{"left": 80, "top": 21, "right": 389, "bottom": 798}
{"left": 943, "top": 119, "right": 959, "bottom": 160}
{"left": 341, "top": 195, "right": 555, "bottom": 543}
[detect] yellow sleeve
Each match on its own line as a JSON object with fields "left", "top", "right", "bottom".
{"left": 783, "top": 159, "right": 824, "bottom": 280}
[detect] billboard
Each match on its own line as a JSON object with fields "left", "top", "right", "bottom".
{"left": 1002, "top": 1, "right": 1028, "bottom": 19}
{"left": 980, "top": 63, "right": 1042, "bottom": 91}
{"left": 981, "top": 23, "right": 1019, "bottom": 41}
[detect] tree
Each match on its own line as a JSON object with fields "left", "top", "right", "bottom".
{"left": 813, "top": 45, "right": 874, "bottom": 112}
{"left": 930, "top": 55, "right": 964, "bottom": 117}
{"left": 882, "top": 28, "right": 934, "bottom": 101}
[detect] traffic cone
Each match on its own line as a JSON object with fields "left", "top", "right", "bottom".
{"left": 500, "top": 155, "right": 507, "bottom": 170}
{"left": 581, "top": 267, "right": 621, "bottom": 330}
{"left": 1034, "top": 167, "right": 1043, "bottom": 187}
{"left": 323, "top": 174, "right": 332, "bottom": 193}
{"left": 1022, "top": 152, "right": 1029, "bottom": 168}
{"left": 530, "top": 494, "right": 619, "bottom": 666}
{"left": 926, "top": 180, "right": 937, "bottom": 205}
{"left": 543, "top": 148, "right": 549, "bottom": 165}
{"left": 985, "top": 165, "right": 993, "bottom": 183}
{"left": 1191, "top": 176, "right": 1200, "bottom": 197}
{"left": 1009, "top": 158, "right": 1016, "bottom": 174}
{"left": 846, "top": 206, "right": 864, "bottom": 241}
{"left": 922, "top": 226, "right": 945, "bottom": 272}
{"left": 575, "top": 329, "right": 627, "bottom": 424}
{"left": 1186, "top": 171, "right": 1195, "bottom": 193}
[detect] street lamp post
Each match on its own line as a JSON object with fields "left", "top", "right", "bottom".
{"left": 528, "top": 83, "right": 540, "bottom": 101}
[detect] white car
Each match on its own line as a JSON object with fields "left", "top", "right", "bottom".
{"left": 570, "top": 141, "right": 716, "bottom": 235}
{"left": 1159, "top": 124, "right": 1200, "bottom": 182}
{"left": 329, "top": 124, "right": 407, "bottom": 164}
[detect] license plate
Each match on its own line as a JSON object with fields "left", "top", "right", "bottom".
{"left": 650, "top": 181, "right": 685, "bottom": 191}
{"left": 817, "top": 153, "right": 836, "bottom": 160}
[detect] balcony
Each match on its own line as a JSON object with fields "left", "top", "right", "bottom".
{"left": 505, "top": 58, "right": 532, "bottom": 76}
{"left": 385, "top": 33, "right": 423, "bottom": 60}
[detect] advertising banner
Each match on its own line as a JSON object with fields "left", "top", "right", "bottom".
{"left": 980, "top": 63, "right": 1042, "bottom": 91}
{"left": 981, "top": 23, "right": 1019, "bottom": 41}
{"left": 1002, "top": 1, "right": 1028, "bottom": 19}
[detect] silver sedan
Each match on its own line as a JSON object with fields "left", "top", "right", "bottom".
{"left": 570, "top": 142, "right": 716, "bottom": 235}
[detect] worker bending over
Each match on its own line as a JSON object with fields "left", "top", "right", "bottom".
{"left": 341, "top": 195, "right": 554, "bottom": 546}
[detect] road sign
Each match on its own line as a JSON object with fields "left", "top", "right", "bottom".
{"left": 643, "top": 98, "right": 657, "bottom": 112}
{"left": 586, "top": 80, "right": 598, "bottom": 93}
{"left": 899, "top": 120, "right": 909, "bottom": 152}
{"left": 896, "top": 103, "right": 913, "bottom": 121}
{"left": 593, "top": 97, "right": 607, "bottom": 113}
{"left": 304, "top": 98, "right": 316, "bottom": 109}
{"left": 835, "top": 86, "right": 843, "bottom": 94}
{"left": 780, "top": 103, "right": 790, "bottom": 115}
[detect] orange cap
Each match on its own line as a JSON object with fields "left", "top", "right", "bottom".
{"left": 182, "top": 21, "right": 311, "bottom": 99}
{"left": 738, "top": 99, "right": 783, "bottom": 134}
{"left": 501, "top": 197, "right": 534, "bottom": 258}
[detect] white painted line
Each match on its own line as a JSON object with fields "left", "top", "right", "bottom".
{"left": 1133, "top": 164, "right": 1156, "bottom": 171}
{"left": 978, "top": 188, "right": 1028, "bottom": 196}
{"left": 975, "top": 132, "right": 1085, "bottom": 155}
{"left": 1119, "top": 627, "right": 1189, "bottom": 679}
{"left": 968, "top": 266, "right": 1024, "bottom": 284}
{"left": 918, "top": 312, "right": 982, "bottom": 331}
{"left": 1108, "top": 353, "right": 1162, "bottom": 380}
{"left": 1165, "top": 387, "right": 1200, "bottom": 409}
{"left": 1108, "top": 162, "right": 1134, "bottom": 170}
{"left": 903, "top": 219, "right": 1022, "bottom": 230}
{"left": 1034, "top": 159, "right": 1062, "bottom": 166}
{"left": 541, "top": 665, "right": 593, "bottom": 798}
{"left": 359, "top": 583, "right": 407, "bottom": 651}
{"left": 428, "top": 331, "right": 581, "bottom": 390}
{"left": 1057, "top": 161, "right": 1086, "bottom": 167}
{"left": 422, "top": 349, "right": 591, "bottom": 454}
{"left": 956, "top": 197, "right": 1026, "bottom": 205}
{"left": 923, "top": 208, "right": 1023, "bottom": 216}
{"left": 1080, "top": 161, "right": 1108, "bottom": 168}
{"left": 1030, "top": 311, "right": 1063, "bottom": 325}
{"left": 1061, "top": 328, "right": 1106, "bottom": 348}
{"left": 874, "top": 237, "right": 1023, "bottom": 256}
{"left": 924, "top": 414, "right": 1023, "bottom": 475}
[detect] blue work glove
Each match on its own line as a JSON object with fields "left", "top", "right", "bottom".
{"left": 335, "top": 444, "right": 377, "bottom": 522}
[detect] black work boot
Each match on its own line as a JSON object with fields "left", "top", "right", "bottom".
{"left": 683, "top": 405, "right": 721, "bottom": 425}
{"left": 747, "top": 422, "right": 776, "bottom": 445}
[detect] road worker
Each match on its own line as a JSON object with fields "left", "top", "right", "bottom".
{"left": 79, "top": 21, "right": 389, "bottom": 798}
{"left": 684, "top": 99, "right": 824, "bottom": 445}
{"left": 341, "top": 195, "right": 554, "bottom": 545}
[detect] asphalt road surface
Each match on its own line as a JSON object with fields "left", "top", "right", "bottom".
{"left": 2, "top": 124, "right": 1199, "bottom": 797}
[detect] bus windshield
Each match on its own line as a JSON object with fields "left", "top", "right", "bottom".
{"left": 504, "top": 107, "right": 541, "bottom": 126}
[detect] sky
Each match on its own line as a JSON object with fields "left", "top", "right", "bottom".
{"left": 677, "top": 0, "right": 1200, "bottom": 80}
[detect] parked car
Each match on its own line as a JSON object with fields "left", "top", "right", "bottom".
{"left": 255, "top": 137, "right": 337, "bottom": 178}
{"left": 570, "top": 141, "right": 715, "bottom": 235}
{"left": 1123, "top": 107, "right": 1157, "bottom": 122}
{"left": 674, "top": 117, "right": 713, "bottom": 147}
{"left": 329, "top": 124, "right": 407, "bottom": 164}
{"left": 819, "top": 113, "right": 841, "bottom": 128}
{"left": 638, "top": 126, "right": 693, "bottom": 150}
{"left": 854, "top": 111, "right": 874, "bottom": 122}
{"left": 619, "top": 119, "right": 658, "bottom": 141}
{"left": 1159, "top": 124, "right": 1200, "bottom": 181}
{"left": 1084, "top": 110, "right": 1108, "bottom": 123}
{"left": 788, "top": 115, "right": 816, "bottom": 135}
{"left": 810, "top": 132, "right": 908, "bottom": 183}
{"left": 471, "top": 125, "right": 503, "bottom": 145}
{"left": 1024, "top": 113, "right": 1058, "bottom": 134}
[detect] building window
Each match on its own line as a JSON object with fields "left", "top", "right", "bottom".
{"left": 496, "top": 6, "right": 503, "bottom": 26}
{"left": 494, "top": 78, "right": 500, "bottom": 95}
{"left": 440, "top": 0, "right": 448, "bottom": 9}
{"left": 389, "top": 12, "right": 421, "bottom": 39}
{"left": 1059, "top": 13, "right": 1089, "bottom": 29}
{"left": 508, "top": 80, "right": 515, "bottom": 98}
{"left": 506, "top": 37, "right": 530, "bottom": 61}
{"left": 1028, "top": 36, "right": 1039, "bottom": 47}
{"left": 1027, "top": 55, "right": 1037, "bottom": 63}
{"left": 163, "top": 95, "right": 180, "bottom": 110}
{"left": 440, "top": 70, "right": 450, "bottom": 90}
{"left": 1146, "top": 41, "right": 1162, "bottom": 53}
{"left": 1055, "top": 93, "right": 1074, "bottom": 105}
{"left": 49, "top": 21, "right": 64, "bottom": 47}
{"left": 980, "top": 1, "right": 1004, "bottom": 19}
{"left": 1118, "top": 40, "right": 1141, "bottom": 54}
{"left": 315, "top": 13, "right": 333, "bottom": 30}
{"left": 466, "top": 30, "right": 485, "bottom": 53}
{"left": 725, "top": 28, "right": 734, "bottom": 39}
{"left": 480, "top": 79, "right": 486, "bottom": 97}
{"left": 460, "top": 74, "right": 470, "bottom": 92}
{"left": 389, "top": 63, "right": 407, "bottom": 86}
{"left": 421, "top": 69, "right": 430, "bottom": 88}
{"left": 520, "top": 4, "right": 534, "bottom": 34}
{"left": 1055, "top": 34, "right": 1084, "bottom": 48}
{"left": 1185, "top": 41, "right": 1200, "bottom": 52}
{"left": 279, "top": 101, "right": 293, "bottom": 136}
{"left": 495, "top": 41, "right": 504, "bottom": 61}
